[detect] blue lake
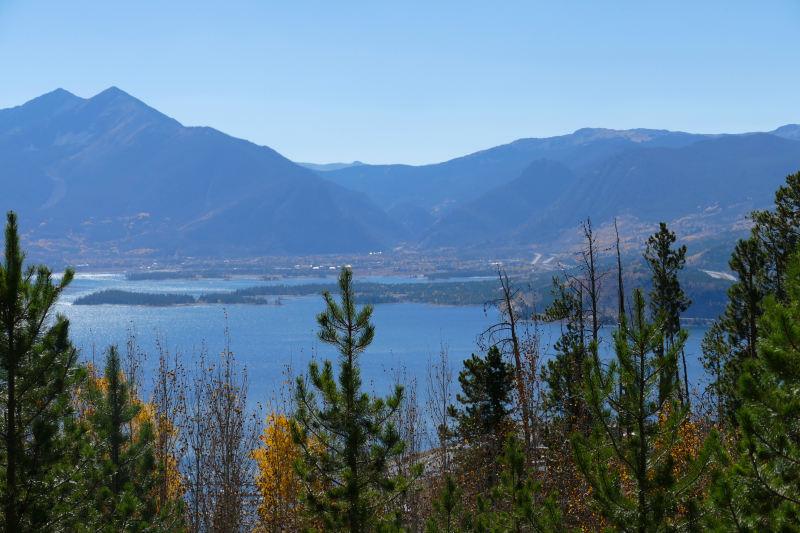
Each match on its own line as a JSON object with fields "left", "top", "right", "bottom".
{"left": 56, "top": 273, "right": 713, "bottom": 408}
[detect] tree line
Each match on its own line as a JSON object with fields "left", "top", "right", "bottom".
{"left": 1, "top": 169, "right": 799, "bottom": 532}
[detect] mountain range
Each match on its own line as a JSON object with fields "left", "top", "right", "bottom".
{"left": 0, "top": 88, "right": 407, "bottom": 257}
{"left": 1, "top": 87, "right": 799, "bottom": 260}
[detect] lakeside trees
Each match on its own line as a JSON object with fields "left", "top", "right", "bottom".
{"left": 708, "top": 250, "right": 800, "bottom": 530}
{"left": 0, "top": 167, "right": 799, "bottom": 532}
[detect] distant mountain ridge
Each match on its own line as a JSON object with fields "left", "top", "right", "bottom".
{"left": 320, "top": 125, "right": 800, "bottom": 253}
{"left": 772, "top": 124, "right": 800, "bottom": 141}
{"left": 318, "top": 125, "right": 799, "bottom": 217}
{"left": 0, "top": 87, "right": 798, "bottom": 259}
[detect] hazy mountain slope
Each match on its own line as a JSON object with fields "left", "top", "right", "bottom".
{"left": 386, "top": 203, "right": 437, "bottom": 237}
{"left": 773, "top": 124, "right": 800, "bottom": 141}
{"left": 513, "top": 133, "right": 800, "bottom": 246}
{"left": 325, "top": 182, "right": 411, "bottom": 245}
{"left": 417, "top": 159, "right": 578, "bottom": 249}
{"left": 0, "top": 88, "right": 402, "bottom": 257}
{"left": 0, "top": 89, "right": 83, "bottom": 135}
{"left": 320, "top": 128, "right": 713, "bottom": 216}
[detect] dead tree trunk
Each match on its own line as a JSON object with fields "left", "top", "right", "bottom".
{"left": 479, "top": 270, "right": 532, "bottom": 461}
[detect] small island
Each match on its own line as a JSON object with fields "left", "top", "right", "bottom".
{"left": 71, "top": 280, "right": 514, "bottom": 307}
{"left": 73, "top": 289, "right": 197, "bottom": 306}
{"left": 72, "top": 289, "right": 282, "bottom": 307}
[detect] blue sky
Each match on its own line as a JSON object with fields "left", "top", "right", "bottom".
{"left": 1, "top": 0, "right": 798, "bottom": 165}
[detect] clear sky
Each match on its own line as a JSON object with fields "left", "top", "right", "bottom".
{"left": 1, "top": 0, "right": 798, "bottom": 165}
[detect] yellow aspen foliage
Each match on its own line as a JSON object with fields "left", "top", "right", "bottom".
{"left": 138, "top": 400, "right": 185, "bottom": 502}
{"left": 252, "top": 412, "right": 306, "bottom": 533}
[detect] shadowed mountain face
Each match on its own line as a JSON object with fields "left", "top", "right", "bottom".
{"left": 0, "top": 88, "right": 407, "bottom": 258}
{"left": 510, "top": 133, "right": 800, "bottom": 248}
{"left": 417, "top": 159, "right": 578, "bottom": 249}
{"left": 414, "top": 134, "right": 800, "bottom": 251}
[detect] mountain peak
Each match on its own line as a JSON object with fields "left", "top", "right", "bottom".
{"left": 47, "top": 88, "right": 80, "bottom": 99}
{"left": 95, "top": 86, "right": 133, "bottom": 99}
{"left": 83, "top": 87, "right": 183, "bottom": 128}
{"left": 90, "top": 86, "right": 147, "bottom": 107}
{"left": 0, "top": 88, "right": 84, "bottom": 135}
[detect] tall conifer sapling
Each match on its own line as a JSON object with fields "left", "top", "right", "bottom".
{"left": 291, "top": 267, "right": 421, "bottom": 533}
{"left": 0, "top": 211, "right": 90, "bottom": 533}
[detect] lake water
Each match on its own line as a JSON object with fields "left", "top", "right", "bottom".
{"left": 57, "top": 273, "right": 713, "bottom": 409}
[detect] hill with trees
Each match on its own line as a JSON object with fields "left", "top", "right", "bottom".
{"left": 416, "top": 133, "right": 800, "bottom": 251}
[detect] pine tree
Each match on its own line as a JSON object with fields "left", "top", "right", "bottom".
{"left": 540, "top": 277, "right": 585, "bottom": 427}
{"left": 291, "top": 267, "right": 421, "bottom": 533}
{"left": 701, "top": 170, "right": 800, "bottom": 425}
{"left": 424, "top": 475, "right": 473, "bottom": 533}
{"left": 709, "top": 250, "right": 800, "bottom": 530}
{"left": 447, "top": 345, "right": 515, "bottom": 488}
{"left": 644, "top": 222, "right": 691, "bottom": 402}
{"left": 571, "top": 289, "right": 717, "bottom": 533}
{"left": 449, "top": 346, "right": 515, "bottom": 441}
{"left": 0, "top": 211, "right": 91, "bottom": 533}
{"left": 474, "top": 434, "right": 565, "bottom": 533}
{"left": 700, "top": 237, "right": 767, "bottom": 423}
{"left": 81, "top": 345, "right": 180, "bottom": 532}
{"left": 448, "top": 346, "right": 515, "bottom": 444}
{"left": 750, "top": 170, "right": 800, "bottom": 302}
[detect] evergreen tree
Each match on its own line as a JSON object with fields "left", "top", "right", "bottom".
{"left": 425, "top": 475, "right": 473, "bottom": 533}
{"left": 709, "top": 250, "right": 800, "bottom": 530}
{"left": 446, "top": 345, "right": 514, "bottom": 491}
{"left": 571, "top": 289, "right": 717, "bottom": 533}
{"left": 474, "top": 434, "right": 565, "bottom": 533}
{"left": 81, "top": 345, "right": 181, "bottom": 532}
{"left": 700, "top": 237, "right": 767, "bottom": 423}
{"left": 540, "top": 278, "right": 585, "bottom": 427}
{"left": 750, "top": 169, "right": 800, "bottom": 302}
{"left": 644, "top": 222, "right": 691, "bottom": 402}
{"left": 291, "top": 267, "right": 421, "bottom": 533}
{"left": 448, "top": 346, "right": 514, "bottom": 455}
{"left": 0, "top": 211, "right": 91, "bottom": 533}
{"left": 701, "top": 170, "right": 800, "bottom": 424}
